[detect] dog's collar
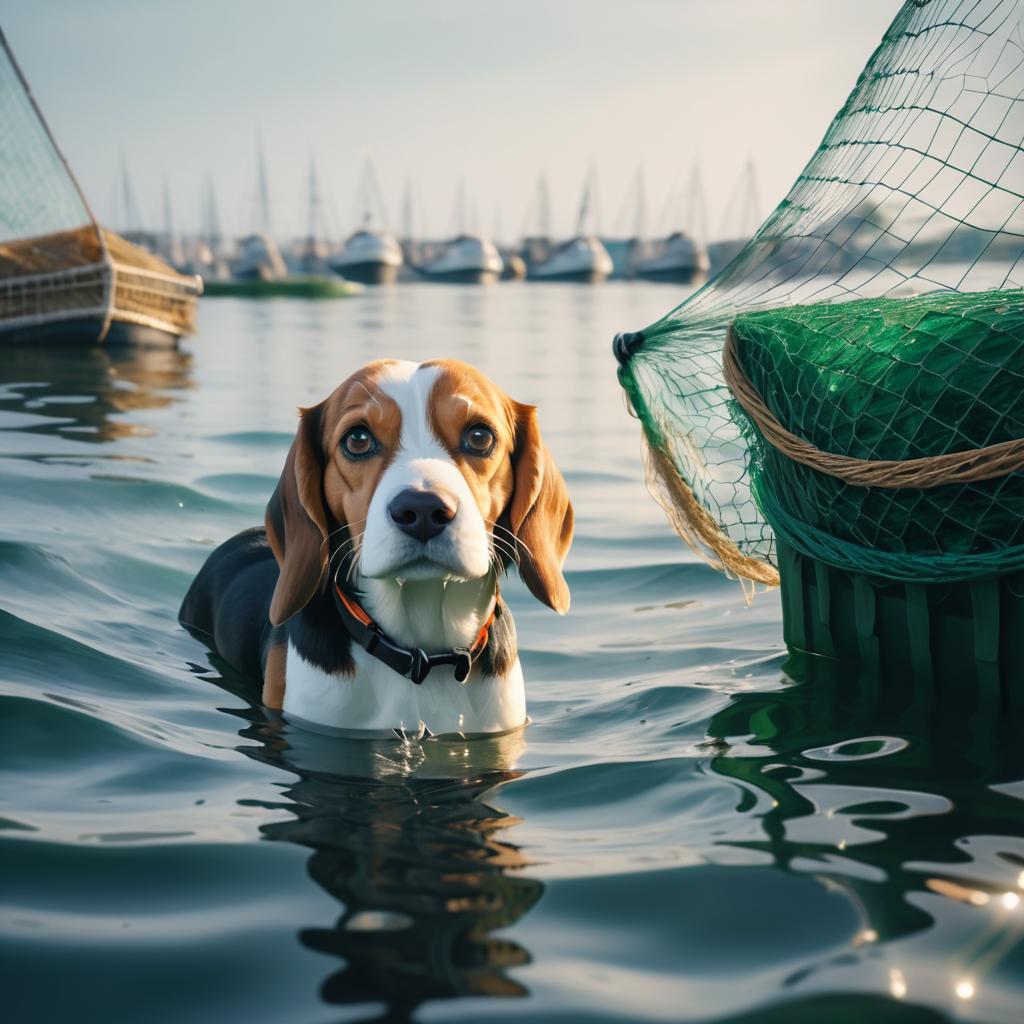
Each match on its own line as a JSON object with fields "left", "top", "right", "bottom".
{"left": 332, "top": 573, "right": 496, "bottom": 685}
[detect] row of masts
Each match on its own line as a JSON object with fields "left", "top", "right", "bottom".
{"left": 119, "top": 152, "right": 762, "bottom": 286}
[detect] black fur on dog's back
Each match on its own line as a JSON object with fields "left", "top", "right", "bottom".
{"left": 179, "top": 527, "right": 280, "bottom": 681}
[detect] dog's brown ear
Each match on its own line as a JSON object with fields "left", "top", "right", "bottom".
{"left": 266, "top": 402, "right": 331, "bottom": 625}
{"left": 507, "top": 402, "right": 574, "bottom": 614}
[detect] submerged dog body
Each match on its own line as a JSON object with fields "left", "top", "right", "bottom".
{"left": 180, "top": 359, "right": 573, "bottom": 735}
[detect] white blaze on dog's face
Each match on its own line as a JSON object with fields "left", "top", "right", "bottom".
{"left": 359, "top": 360, "right": 492, "bottom": 581}
{"left": 264, "top": 358, "right": 574, "bottom": 626}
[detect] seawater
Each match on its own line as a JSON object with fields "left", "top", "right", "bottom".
{"left": 2, "top": 283, "right": 1023, "bottom": 1023}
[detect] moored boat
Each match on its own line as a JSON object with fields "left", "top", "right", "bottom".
{"left": 633, "top": 231, "right": 710, "bottom": 284}
{"left": 231, "top": 232, "right": 288, "bottom": 281}
{"left": 329, "top": 228, "right": 403, "bottom": 285}
{"left": 329, "top": 159, "right": 404, "bottom": 285}
{"left": 202, "top": 167, "right": 362, "bottom": 299}
{"left": 418, "top": 234, "right": 503, "bottom": 284}
{"left": 201, "top": 275, "right": 361, "bottom": 299}
{"left": 0, "top": 31, "right": 199, "bottom": 346}
{"left": 0, "top": 226, "right": 201, "bottom": 345}
{"left": 529, "top": 235, "right": 613, "bottom": 283}
{"left": 528, "top": 168, "right": 612, "bottom": 283}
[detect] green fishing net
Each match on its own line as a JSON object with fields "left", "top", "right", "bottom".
{"left": 616, "top": 0, "right": 1024, "bottom": 587}
{"left": 734, "top": 290, "right": 1024, "bottom": 582}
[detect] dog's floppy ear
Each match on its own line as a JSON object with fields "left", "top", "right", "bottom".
{"left": 266, "top": 402, "right": 331, "bottom": 625}
{"left": 507, "top": 402, "right": 574, "bottom": 614}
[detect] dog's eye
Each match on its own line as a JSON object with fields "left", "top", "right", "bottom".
{"left": 341, "top": 427, "right": 378, "bottom": 460}
{"left": 462, "top": 424, "right": 495, "bottom": 456}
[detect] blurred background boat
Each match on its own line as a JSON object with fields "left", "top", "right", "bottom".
{"left": 528, "top": 168, "right": 612, "bottom": 282}
{"left": 328, "top": 159, "right": 403, "bottom": 285}
{"left": 203, "top": 150, "right": 360, "bottom": 299}
{"left": 633, "top": 231, "right": 709, "bottom": 284}
{"left": 529, "top": 235, "right": 613, "bottom": 283}
{"left": 329, "top": 228, "right": 402, "bottom": 284}
{"left": 622, "top": 164, "right": 711, "bottom": 284}
{"left": 418, "top": 235, "right": 504, "bottom": 283}
{"left": 418, "top": 182, "right": 503, "bottom": 283}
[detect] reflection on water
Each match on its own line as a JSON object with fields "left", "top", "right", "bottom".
{"left": 0, "top": 343, "right": 192, "bottom": 443}
{"left": 7, "top": 288, "right": 1024, "bottom": 1022}
{"left": 227, "top": 697, "right": 542, "bottom": 1020}
{"left": 707, "top": 654, "right": 1024, "bottom": 1008}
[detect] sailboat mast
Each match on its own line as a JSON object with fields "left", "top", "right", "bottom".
{"left": 204, "top": 176, "right": 223, "bottom": 254}
{"left": 161, "top": 177, "right": 180, "bottom": 265}
{"left": 455, "top": 180, "right": 466, "bottom": 236}
{"left": 634, "top": 166, "right": 647, "bottom": 242}
{"left": 685, "top": 162, "right": 709, "bottom": 242}
{"left": 162, "top": 179, "right": 173, "bottom": 237}
{"left": 120, "top": 159, "right": 141, "bottom": 233}
{"left": 741, "top": 158, "right": 761, "bottom": 237}
{"left": 400, "top": 178, "right": 414, "bottom": 243}
{"left": 538, "top": 175, "right": 552, "bottom": 239}
{"left": 576, "top": 167, "right": 594, "bottom": 236}
{"left": 256, "top": 137, "right": 271, "bottom": 233}
{"left": 307, "top": 159, "right": 322, "bottom": 245}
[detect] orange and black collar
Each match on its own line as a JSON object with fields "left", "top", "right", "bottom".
{"left": 332, "top": 570, "right": 495, "bottom": 685}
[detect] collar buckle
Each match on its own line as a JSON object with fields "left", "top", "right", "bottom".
{"left": 408, "top": 648, "right": 430, "bottom": 685}
{"left": 333, "top": 571, "right": 492, "bottom": 687}
{"left": 452, "top": 649, "right": 473, "bottom": 683}
{"left": 407, "top": 647, "right": 474, "bottom": 685}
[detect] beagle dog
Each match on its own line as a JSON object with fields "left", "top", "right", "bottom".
{"left": 179, "top": 359, "right": 573, "bottom": 737}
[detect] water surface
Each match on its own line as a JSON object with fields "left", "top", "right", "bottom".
{"left": 2, "top": 284, "right": 1023, "bottom": 1023}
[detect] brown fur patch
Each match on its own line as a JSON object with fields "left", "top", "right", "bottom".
{"left": 424, "top": 360, "right": 517, "bottom": 528}
{"left": 262, "top": 642, "right": 287, "bottom": 709}
{"left": 317, "top": 360, "right": 404, "bottom": 563}
{"left": 426, "top": 360, "right": 574, "bottom": 612}
{"left": 266, "top": 360, "right": 406, "bottom": 623}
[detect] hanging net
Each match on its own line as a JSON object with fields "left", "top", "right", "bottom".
{"left": 0, "top": 30, "right": 200, "bottom": 340}
{"left": 0, "top": 29, "right": 96, "bottom": 247}
{"left": 616, "top": 0, "right": 1024, "bottom": 589}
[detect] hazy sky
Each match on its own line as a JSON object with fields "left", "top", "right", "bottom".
{"left": 7, "top": 0, "right": 905, "bottom": 241}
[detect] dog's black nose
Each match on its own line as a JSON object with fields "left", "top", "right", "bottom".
{"left": 388, "top": 489, "right": 455, "bottom": 542}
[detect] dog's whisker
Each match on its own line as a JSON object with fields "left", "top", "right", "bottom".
{"left": 345, "top": 551, "right": 361, "bottom": 585}
{"left": 489, "top": 544, "right": 516, "bottom": 569}
{"left": 329, "top": 544, "right": 361, "bottom": 578}
{"left": 492, "top": 546, "right": 519, "bottom": 569}
{"left": 490, "top": 534, "right": 521, "bottom": 566}
{"left": 326, "top": 518, "right": 368, "bottom": 535}
{"left": 491, "top": 524, "right": 535, "bottom": 562}
{"left": 327, "top": 529, "right": 366, "bottom": 580}
{"left": 322, "top": 518, "right": 369, "bottom": 548}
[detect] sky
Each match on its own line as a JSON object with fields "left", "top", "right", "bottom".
{"left": 6, "top": 0, "right": 905, "bottom": 242}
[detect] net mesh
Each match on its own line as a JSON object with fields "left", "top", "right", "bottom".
{"left": 0, "top": 32, "right": 200, "bottom": 338}
{"left": 735, "top": 290, "right": 1024, "bottom": 581}
{"left": 0, "top": 31, "right": 94, "bottom": 246}
{"left": 617, "top": 0, "right": 1024, "bottom": 587}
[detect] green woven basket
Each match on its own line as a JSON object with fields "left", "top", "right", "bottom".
{"left": 731, "top": 290, "right": 1024, "bottom": 583}
{"left": 729, "top": 290, "right": 1024, "bottom": 681}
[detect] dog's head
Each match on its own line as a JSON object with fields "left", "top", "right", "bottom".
{"left": 265, "top": 359, "right": 573, "bottom": 625}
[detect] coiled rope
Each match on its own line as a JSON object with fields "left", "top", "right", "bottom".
{"left": 722, "top": 325, "right": 1024, "bottom": 489}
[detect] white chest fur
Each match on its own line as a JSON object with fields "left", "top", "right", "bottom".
{"left": 282, "top": 643, "right": 526, "bottom": 736}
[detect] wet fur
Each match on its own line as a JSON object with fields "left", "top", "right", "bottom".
{"left": 179, "top": 358, "right": 570, "bottom": 733}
